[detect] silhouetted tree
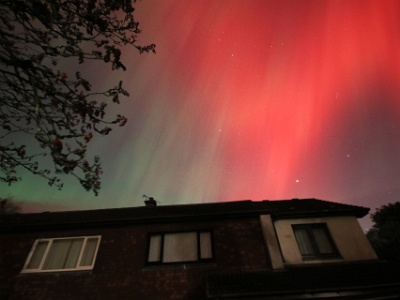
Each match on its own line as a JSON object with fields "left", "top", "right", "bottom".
{"left": 0, "top": 0, "right": 155, "bottom": 195}
{"left": 367, "top": 202, "right": 400, "bottom": 262}
{"left": 0, "top": 197, "right": 21, "bottom": 219}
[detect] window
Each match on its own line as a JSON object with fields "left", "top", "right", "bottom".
{"left": 147, "top": 231, "right": 213, "bottom": 264}
{"left": 292, "top": 224, "right": 338, "bottom": 259}
{"left": 22, "top": 236, "right": 101, "bottom": 273}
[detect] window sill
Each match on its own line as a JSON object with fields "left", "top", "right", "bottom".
{"left": 143, "top": 262, "right": 217, "bottom": 271}
{"left": 301, "top": 255, "right": 342, "bottom": 261}
{"left": 19, "top": 269, "right": 94, "bottom": 276}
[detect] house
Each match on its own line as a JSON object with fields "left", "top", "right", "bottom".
{"left": 1, "top": 198, "right": 399, "bottom": 299}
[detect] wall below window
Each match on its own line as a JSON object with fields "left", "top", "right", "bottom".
{"left": 274, "top": 216, "right": 378, "bottom": 265}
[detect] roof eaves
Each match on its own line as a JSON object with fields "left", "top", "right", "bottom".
{"left": 268, "top": 198, "right": 370, "bottom": 219}
{"left": 271, "top": 208, "right": 369, "bottom": 219}
{"left": 0, "top": 201, "right": 271, "bottom": 232}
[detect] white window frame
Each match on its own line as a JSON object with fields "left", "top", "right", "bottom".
{"left": 22, "top": 236, "right": 101, "bottom": 273}
{"left": 147, "top": 231, "right": 213, "bottom": 265}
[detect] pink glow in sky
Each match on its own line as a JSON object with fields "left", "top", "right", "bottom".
{"left": 2, "top": 0, "right": 400, "bottom": 229}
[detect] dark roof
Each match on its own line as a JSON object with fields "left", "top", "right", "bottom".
{"left": 0, "top": 198, "right": 369, "bottom": 231}
{"left": 206, "top": 261, "right": 400, "bottom": 299}
{"left": 268, "top": 198, "right": 369, "bottom": 219}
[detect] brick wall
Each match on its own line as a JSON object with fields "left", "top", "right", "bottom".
{"left": 1, "top": 217, "right": 270, "bottom": 300}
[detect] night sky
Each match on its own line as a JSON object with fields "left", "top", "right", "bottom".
{"left": 2, "top": 0, "right": 400, "bottom": 230}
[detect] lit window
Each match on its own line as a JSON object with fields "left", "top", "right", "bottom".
{"left": 292, "top": 224, "right": 338, "bottom": 259}
{"left": 22, "top": 236, "right": 101, "bottom": 272}
{"left": 147, "top": 231, "right": 213, "bottom": 264}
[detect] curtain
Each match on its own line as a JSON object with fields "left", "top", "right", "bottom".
{"left": 313, "top": 227, "right": 334, "bottom": 254}
{"left": 200, "top": 232, "right": 212, "bottom": 259}
{"left": 294, "top": 228, "right": 314, "bottom": 255}
{"left": 148, "top": 235, "right": 162, "bottom": 262}
{"left": 163, "top": 232, "right": 197, "bottom": 262}
{"left": 80, "top": 237, "right": 99, "bottom": 267}
{"left": 65, "top": 239, "right": 84, "bottom": 268}
{"left": 27, "top": 241, "right": 48, "bottom": 269}
{"left": 43, "top": 238, "right": 83, "bottom": 270}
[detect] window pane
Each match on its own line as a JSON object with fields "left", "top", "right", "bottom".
{"left": 148, "top": 235, "right": 162, "bottom": 262}
{"left": 163, "top": 232, "right": 197, "bottom": 263}
{"left": 26, "top": 241, "right": 48, "bottom": 269}
{"left": 80, "top": 237, "right": 99, "bottom": 267}
{"left": 200, "top": 232, "right": 212, "bottom": 259}
{"left": 65, "top": 239, "right": 84, "bottom": 268}
{"left": 43, "top": 239, "right": 83, "bottom": 270}
{"left": 313, "top": 228, "right": 335, "bottom": 254}
{"left": 294, "top": 228, "right": 315, "bottom": 255}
